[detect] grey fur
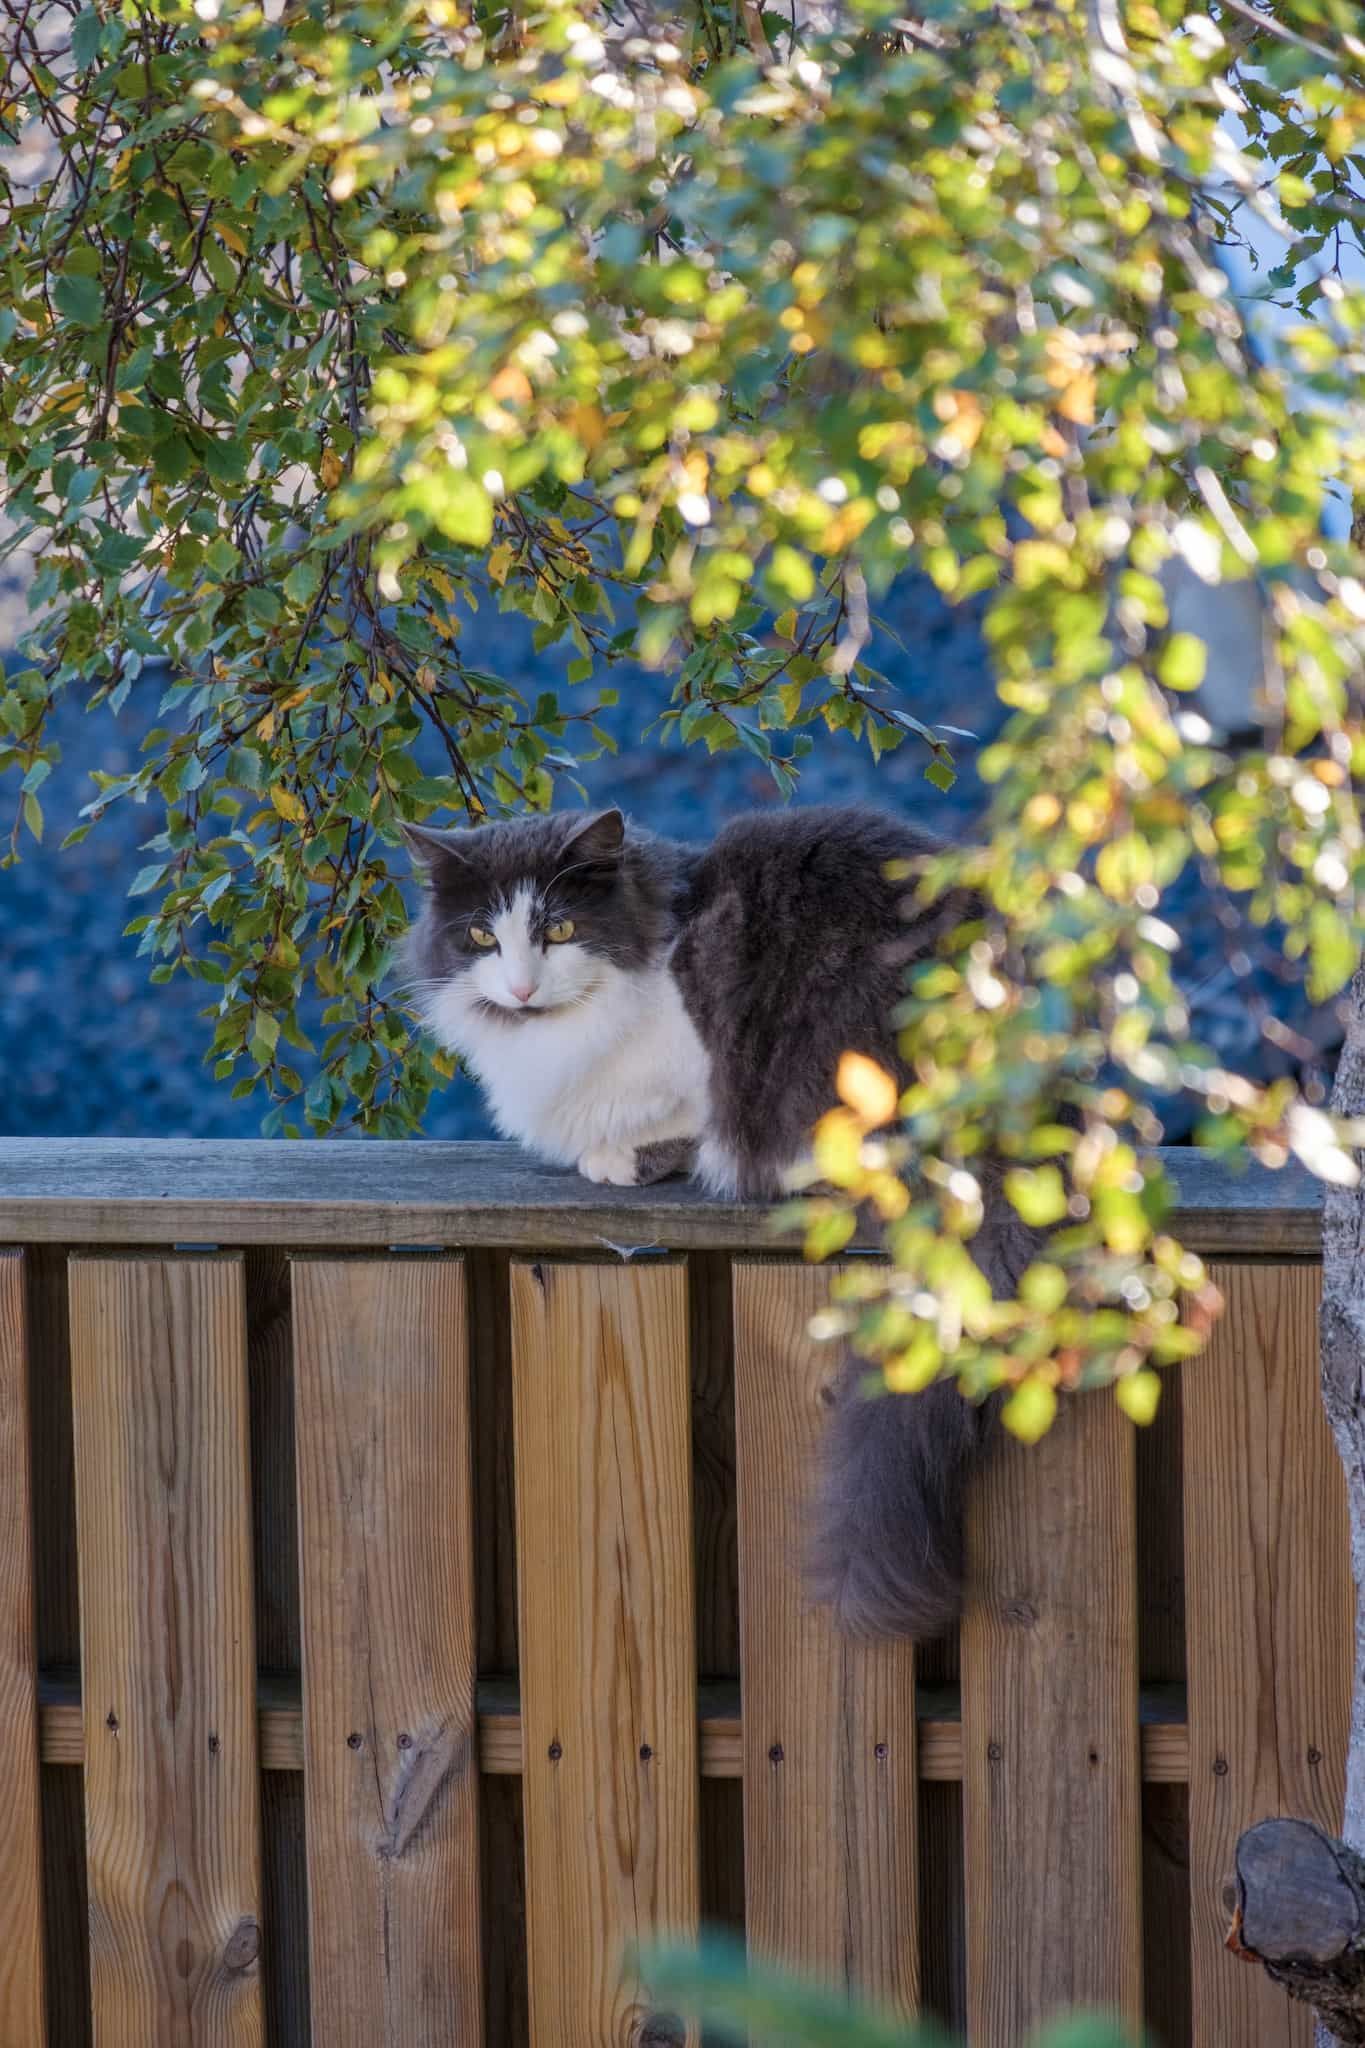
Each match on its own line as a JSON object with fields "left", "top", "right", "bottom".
{"left": 403, "top": 801, "right": 1028, "bottom": 1640}
{"left": 633, "top": 1137, "right": 699, "bottom": 1184}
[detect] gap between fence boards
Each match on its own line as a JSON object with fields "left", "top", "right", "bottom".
{"left": 33, "top": 1669, "right": 1189, "bottom": 1784}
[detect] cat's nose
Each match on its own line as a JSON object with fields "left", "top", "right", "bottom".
{"left": 508, "top": 982, "right": 536, "bottom": 1004}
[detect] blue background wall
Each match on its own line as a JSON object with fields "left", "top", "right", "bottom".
{"left": 1, "top": 574, "right": 1001, "bottom": 1139}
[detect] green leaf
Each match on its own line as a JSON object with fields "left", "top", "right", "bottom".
{"left": 1004, "top": 1166, "right": 1068, "bottom": 1228}
{"left": 70, "top": 6, "right": 102, "bottom": 68}
{"left": 53, "top": 274, "right": 103, "bottom": 327}
{"left": 1002, "top": 1376, "right": 1058, "bottom": 1443}
{"left": 767, "top": 545, "right": 815, "bottom": 603}
{"left": 433, "top": 474, "right": 494, "bottom": 548}
{"left": 1157, "top": 632, "right": 1207, "bottom": 692}
{"left": 203, "top": 237, "right": 237, "bottom": 294}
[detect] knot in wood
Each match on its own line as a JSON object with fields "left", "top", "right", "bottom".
{"left": 548, "top": 1740, "right": 563, "bottom": 1762}
{"left": 1213, "top": 1756, "right": 1229, "bottom": 1777}
{"left": 346, "top": 1730, "right": 364, "bottom": 1750}
{"left": 223, "top": 1919, "right": 261, "bottom": 1973}
{"left": 1002, "top": 1597, "right": 1037, "bottom": 1629}
{"left": 639, "top": 1743, "right": 653, "bottom": 1762}
{"left": 987, "top": 1741, "right": 1003, "bottom": 1763}
{"left": 768, "top": 1742, "right": 785, "bottom": 1765}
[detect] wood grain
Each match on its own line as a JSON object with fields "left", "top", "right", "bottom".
{"left": 962, "top": 1388, "right": 1143, "bottom": 2044}
{"left": 68, "top": 1255, "right": 263, "bottom": 2047}
{"left": 1183, "top": 1263, "right": 1351, "bottom": 2048}
{"left": 732, "top": 1261, "right": 918, "bottom": 2016}
{"left": 0, "top": 1139, "right": 1324, "bottom": 1255}
{"left": 510, "top": 1260, "right": 699, "bottom": 2048}
{"left": 292, "top": 1256, "right": 482, "bottom": 2046}
{"left": 0, "top": 1251, "right": 46, "bottom": 2046}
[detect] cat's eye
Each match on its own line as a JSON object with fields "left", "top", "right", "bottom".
{"left": 545, "top": 919, "right": 575, "bottom": 944}
{"left": 468, "top": 925, "right": 497, "bottom": 950}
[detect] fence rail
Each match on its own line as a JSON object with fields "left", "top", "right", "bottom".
{"left": 0, "top": 1140, "right": 1348, "bottom": 2048}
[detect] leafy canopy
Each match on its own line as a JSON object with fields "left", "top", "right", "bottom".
{"left": 3, "top": 0, "right": 1365, "bottom": 1429}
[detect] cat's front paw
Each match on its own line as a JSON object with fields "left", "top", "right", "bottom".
{"left": 578, "top": 1145, "right": 640, "bottom": 1187}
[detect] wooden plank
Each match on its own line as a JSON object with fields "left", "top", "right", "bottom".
{"left": 510, "top": 1259, "right": 699, "bottom": 2047}
{"left": 292, "top": 1256, "right": 482, "bottom": 2045}
{"left": 0, "top": 1252, "right": 46, "bottom": 2046}
{"left": 732, "top": 1261, "right": 919, "bottom": 2015}
{"left": 38, "top": 1675, "right": 1192, "bottom": 1782}
{"left": 962, "top": 1387, "right": 1142, "bottom": 2044}
{"left": 68, "top": 1255, "right": 263, "bottom": 2047}
{"left": 0, "top": 1138, "right": 1324, "bottom": 1256}
{"left": 1184, "top": 1263, "right": 1350, "bottom": 2048}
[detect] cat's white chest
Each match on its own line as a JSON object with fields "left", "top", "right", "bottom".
{"left": 430, "top": 963, "right": 712, "bottom": 1168}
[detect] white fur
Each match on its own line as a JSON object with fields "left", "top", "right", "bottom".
{"left": 420, "top": 940, "right": 712, "bottom": 1185}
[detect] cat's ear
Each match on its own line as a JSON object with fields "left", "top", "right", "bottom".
{"left": 400, "top": 821, "right": 472, "bottom": 876}
{"left": 564, "top": 808, "right": 625, "bottom": 868}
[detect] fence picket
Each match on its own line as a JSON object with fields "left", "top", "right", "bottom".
{"left": 510, "top": 1260, "right": 699, "bottom": 2048}
{"left": 1184, "top": 1263, "right": 1351, "bottom": 2048}
{"left": 962, "top": 1387, "right": 1142, "bottom": 2044}
{"left": 0, "top": 1252, "right": 46, "bottom": 2046}
{"left": 292, "top": 1255, "right": 482, "bottom": 2045}
{"left": 732, "top": 1261, "right": 919, "bottom": 2015}
{"left": 68, "top": 1255, "right": 263, "bottom": 2047}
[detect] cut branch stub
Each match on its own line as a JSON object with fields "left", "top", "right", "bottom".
{"left": 1229, "top": 1818, "right": 1365, "bottom": 2045}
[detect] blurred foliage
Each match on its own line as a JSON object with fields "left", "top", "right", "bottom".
{"left": 3, "top": 0, "right": 1365, "bottom": 1424}
{"left": 640, "top": 1934, "right": 1145, "bottom": 2047}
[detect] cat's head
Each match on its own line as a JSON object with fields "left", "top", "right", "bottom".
{"left": 400, "top": 807, "right": 678, "bottom": 1033}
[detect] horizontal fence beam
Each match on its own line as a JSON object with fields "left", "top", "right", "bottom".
{"left": 0, "top": 1139, "right": 1324, "bottom": 1255}
{"left": 34, "top": 1677, "right": 1191, "bottom": 1784}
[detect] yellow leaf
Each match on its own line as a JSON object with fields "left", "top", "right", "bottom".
{"left": 1055, "top": 369, "right": 1096, "bottom": 426}
{"left": 488, "top": 542, "right": 514, "bottom": 587}
{"left": 836, "top": 1051, "right": 900, "bottom": 1128}
{"left": 319, "top": 449, "right": 343, "bottom": 489}
{"left": 884, "top": 1327, "right": 941, "bottom": 1393}
{"left": 44, "top": 382, "right": 87, "bottom": 417}
{"left": 568, "top": 401, "right": 605, "bottom": 451}
{"left": 866, "top": 1170, "right": 910, "bottom": 1221}
{"left": 217, "top": 223, "right": 249, "bottom": 256}
{"left": 1002, "top": 1375, "right": 1058, "bottom": 1444}
{"left": 1115, "top": 1369, "right": 1162, "bottom": 1426}
{"left": 270, "top": 784, "right": 307, "bottom": 823}
{"left": 812, "top": 1107, "right": 866, "bottom": 1185}
{"left": 489, "top": 363, "right": 533, "bottom": 406}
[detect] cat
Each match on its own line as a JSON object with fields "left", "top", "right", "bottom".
{"left": 401, "top": 802, "right": 1040, "bottom": 1638}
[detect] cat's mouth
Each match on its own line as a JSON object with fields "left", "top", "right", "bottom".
{"left": 474, "top": 995, "right": 568, "bottom": 1022}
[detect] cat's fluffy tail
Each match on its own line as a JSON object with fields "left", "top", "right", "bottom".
{"left": 809, "top": 1359, "right": 987, "bottom": 1640}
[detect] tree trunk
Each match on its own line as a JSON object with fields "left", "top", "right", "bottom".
{"left": 1317, "top": 967, "right": 1365, "bottom": 2048}
{"left": 1236, "top": 970, "right": 1365, "bottom": 2044}
{"left": 1228, "top": 1818, "right": 1365, "bottom": 2042}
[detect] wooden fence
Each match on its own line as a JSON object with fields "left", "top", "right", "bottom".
{"left": 0, "top": 1138, "right": 1351, "bottom": 2047}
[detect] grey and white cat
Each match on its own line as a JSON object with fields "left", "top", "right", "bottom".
{"left": 403, "top": 802, "right": 1038, "bottom": 1638}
